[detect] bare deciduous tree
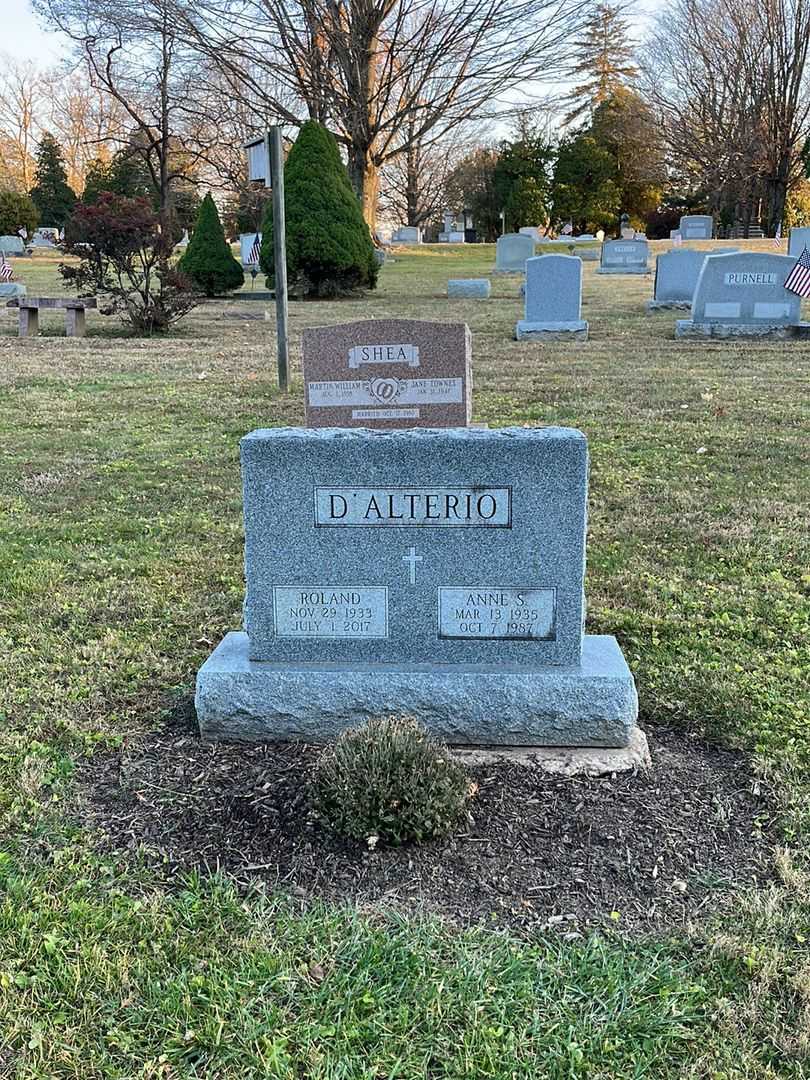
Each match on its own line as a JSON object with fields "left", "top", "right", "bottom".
{"left": 0, "top": 57, "right": 43, "bottom": 190}
{"left": 643, "top": 0, "right": 810, "bottom": 232}
{"left": 174, "top": 0, "right": 589, "bottom": 228}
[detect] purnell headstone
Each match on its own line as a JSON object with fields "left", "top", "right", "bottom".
{"left": 516, "top": 255, "right": 588, "bottom": 340}
{"left": 495, "top": 233, "right": 535, "bottom": 273}
{"left": 302, "top": 319, "right": 472, "bottom": 428}
{"left": 647, "top": 248, "right": 738, "bottom": 310}
{"left": 196, "top": 426, "right": 639, "bottom": 746}
{"left": 679, "top": 214, "right": 713, "bottom": 240}
{"left": 597, "top": 239, "right": 649, "bottom": 275}
{"left": 676, "top": 252, "right": 808, "bottom": 338}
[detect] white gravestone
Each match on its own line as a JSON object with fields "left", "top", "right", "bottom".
{"left": 676, "top": 252, "right": 808, "bottom": 338}
{"left": 679, "top": 215, "right": 713, "bottom": 240}
{"left": 0, "top": 236, "right": 26, "bottom": 256}
{"left": 597, "top": 239, "right": 649, "bottom": 275}
{"left": 516, "top": 255, "right": 588, "bottom": 340}
{"left": 392, "top": 226, "right": 422, "bottom": 244}
{"left": 519, "top": 227, "right": 541, "bottom": 242}
{"left": 647, "top": 248, "right": 738, "bottom": 310}
{"left": 788, "top": 227, "right": 810, "bottom": 257}
{"left": 495, "top": 233, "right": 535, "bottom": 273}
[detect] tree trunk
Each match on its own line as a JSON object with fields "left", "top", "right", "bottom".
{"left": 405, "top": 146, "right": 420, "bottom": 227}
{"left": 348, "top": 145, "right": 379, "bottom": 233}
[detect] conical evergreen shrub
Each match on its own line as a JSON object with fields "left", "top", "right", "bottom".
{"left": 179, "top": 193, "right": 244, "bottom": 297}
{"left": 260, "top": 122, "right": 377, "bottom": 298}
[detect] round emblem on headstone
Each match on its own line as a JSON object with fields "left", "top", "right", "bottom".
{"left": 367, "top": 377, "right": 403, "bottom": 404}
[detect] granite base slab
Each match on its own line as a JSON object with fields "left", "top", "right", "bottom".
{"left": 515, "top": 320, "right": 588, "bottom": 341}
{"left": 596, "top": 267, "right": 650, "bottom": 275}
{"left": 195, "top": 632, "right": 638, "bottom": 747}
{"left": 675, "top": 320, "right": 810, "bottom": 339}
{"left": 646, "top": 299, "right": 691, "bottom": 312}
{"left": 447, "top": 278, "right": 491, "bottom": 298}
{"left": 453, "top": 726, "right": 651, "bottom": 776}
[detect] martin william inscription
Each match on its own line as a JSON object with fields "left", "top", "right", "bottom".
{"left": 314, "top": 486, "right": 512, "bottom": 527}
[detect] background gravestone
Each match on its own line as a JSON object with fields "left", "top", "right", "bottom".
{"left": 647, "top": 248, "right": 738, "bottom": 310}
{"left": 597, "top": 239, "right": 649, "bottom": 274}
{"left": 676, "top": 252, "right": 807, "bottom": 338}
{"left": 495, "top": 233, "right": 535, "bottom": 273}
{"left": 516, "top": 255, "right": 588, "bottom": 339}
{"left": 196, "top": 426, "right": 639, "bottom": 747}
{"left": 788, "top": 227, "right": 810, "bottom": 256}
{"left": 679, "top": 214, "right": 713, "bottom": 240}
{"left": 302, "top": 318, "right": 472, "bottom": 428}
{"left": 0, "top": 236, "right": 26, "bottom": 256}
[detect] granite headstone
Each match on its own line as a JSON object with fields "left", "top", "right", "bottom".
{"left": 495, "top": 233, "right": 535, "bottom": 273}
{"left": 676, "top": 251, "right": 807, "bottom": 338}
{"left": 196, "top": 426, "right": 639, "bottom": 746}
{"left": 448, "top": 279, "right": 490, "bottom": 298}
{"left": 679, "top": 214, "right": 713, "bottom": 240}
{"left": 647, "top": 248, "right": 738, "bottom": 310}
{"left": 516, "top": 255, "right": 587, "bottom": 340}
{"left": 302, "top": 319, "right": 472, "bottom": 428}
{"left": 597, "top": 239, "right": 649, "bottom": 274}
{"left": 0, "top": 236, "right": 25, "bottom": 256}
{"left": 788, "top": 227, "right": 810, "bottom": 257}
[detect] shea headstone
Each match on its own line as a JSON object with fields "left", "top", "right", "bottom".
{"left": 676, "top": 251, "right": 808, "bottom": 338}
{"left": 196, "top": 426, "right": 639, "bottom": 747}
{"left": 302, "top": 318, "right": 472, "bottom": 428}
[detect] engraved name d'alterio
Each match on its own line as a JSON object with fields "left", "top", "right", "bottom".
{"left": 314, "top": 486, "right": 511, "bottom": 527}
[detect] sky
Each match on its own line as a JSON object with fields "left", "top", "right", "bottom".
{"left": 7, "top": 0, "right": 63, "bottom": 63}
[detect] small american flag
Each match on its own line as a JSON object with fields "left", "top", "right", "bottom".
{"left": 0, "top": 260, "right": 13, "bottom": 281}
{"left": 561, "top": 221, "right": 573, "bottom": 236}
{"left": 247, "top": 232, "right": 262, "bottom": 265}
{"left": 784, "top": 245, "right": 810, "bottom": 297}
{"left": 773, "top": 223, "right": 783, "bottom": 247}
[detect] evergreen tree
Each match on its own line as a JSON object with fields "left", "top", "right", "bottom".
{"left": 178, "top": 193, "right": 244, "bottom": 297}
{"left": 493, "top": 122, "right": 555, "bottom": 229}
{"left": 260, "top": 121, "right": 377, "bottom": 298}
{"left": 29, "top": 134, "right": 77, "bottom": 227}
{"left": 0, "top": 190, "right": 39, "bottom": 237}
{"left": 564, "top": 3, "right": 638, "bottom": 125}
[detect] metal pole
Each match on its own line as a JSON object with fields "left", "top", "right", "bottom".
{"left": 269, "top": 127, "right": 289, "bottom": 392}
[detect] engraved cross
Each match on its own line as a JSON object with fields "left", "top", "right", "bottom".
{"left": 402, "top": 546, "right": 423, "bottom": 585}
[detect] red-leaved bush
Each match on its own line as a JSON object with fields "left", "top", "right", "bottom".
{"left": 61, "top": 193, "right": 197, "bottom": 333}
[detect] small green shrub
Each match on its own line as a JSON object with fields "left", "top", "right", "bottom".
{"left": 314, "top": 717, "right": 471, "bottom": 846}
{"left": 179, "top": 193, "right": 244, "bottom": 297}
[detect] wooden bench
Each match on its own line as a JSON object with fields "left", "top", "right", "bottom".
{"left": 7, "top": 297, "right": 97, "bottom": 337}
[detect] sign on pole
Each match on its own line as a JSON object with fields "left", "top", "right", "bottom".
{"left": 269, "top": 127, "right": 289, "bottom": 392}
{"left": 245, "top": 129, "right": 289, "bottom": 391}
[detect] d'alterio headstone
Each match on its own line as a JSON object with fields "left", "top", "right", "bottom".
{"left": 302, "top": 319, "right": 472, "bottom": 428}
{"left": 516, "top": 255, "right": 588, "bottom": 340}
{"left": 597, "top": 239, "right": 649, "bottom": 275}
{"left": 495, "top": 233, "right": 535, "bottom": 273}
{"left": 647, "top": 248, "right": 738, "bottom": 310}
{"left": 679, "top": 215, "right": 713, "bottom": 240}
{"left": 196, "top": 426, "right": 640, "bottom": 747}
{"left": 676, "top": 252, "right": 808, "bottom": 338}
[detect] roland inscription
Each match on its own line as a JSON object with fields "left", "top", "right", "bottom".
{"left": 314, "top": 486, "right": 511, "bottom": 527}
{"left": 724, "top": 272, "right": 777, "bottom": 286}
{"left": 438, "top": 587, "right": 556, "bottom": 640}
{"left": 273, "top": 586, "right": 388, "bottom": 638}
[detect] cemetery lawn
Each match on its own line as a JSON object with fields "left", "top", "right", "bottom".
{"left": 1, "top": 243, "right": 808, "bottom": 1078}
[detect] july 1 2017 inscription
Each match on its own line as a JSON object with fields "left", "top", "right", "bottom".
{"left": 273, "top": 586, "right": 388, "bottom": 639}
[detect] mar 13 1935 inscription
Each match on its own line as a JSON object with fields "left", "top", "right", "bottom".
{"left": 438, "top": 588, "right": 556, "bottom": 640}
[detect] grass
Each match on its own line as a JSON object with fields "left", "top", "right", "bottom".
{"left": 0, "top": 242, "right": 808, "bottom": 1077}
